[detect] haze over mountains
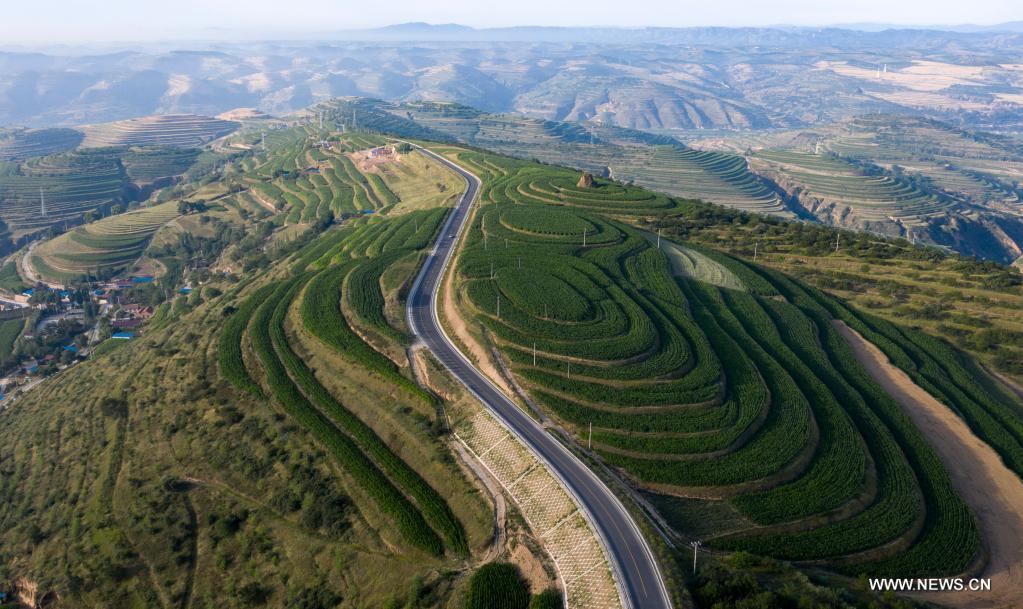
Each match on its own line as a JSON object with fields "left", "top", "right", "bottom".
{"left": 1, "top": 23, "right": 1022, "bottom": 131}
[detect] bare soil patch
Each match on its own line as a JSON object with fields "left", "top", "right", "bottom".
{"left": 836, "top": 321, "right": 1023, "bottom": 609}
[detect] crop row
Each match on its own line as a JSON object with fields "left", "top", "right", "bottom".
{"left": 270, "top": 275, "right": 466, "bottom": 555}
{"left": 249, "top": 276, "right": 445, "bottom": 556}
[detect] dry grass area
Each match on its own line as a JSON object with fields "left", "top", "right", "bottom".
{"left": 818, "top": 60, "right": 989, "bottom": 92}
{"left": 378, "top": 149, "right": 464, "bottom": 214}
{"left": 994, "top": 93, "right": 1023, "bottom": 106}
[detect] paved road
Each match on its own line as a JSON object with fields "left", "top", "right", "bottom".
{"left": 406, "top": 146, "right": 672, "bottom": 609}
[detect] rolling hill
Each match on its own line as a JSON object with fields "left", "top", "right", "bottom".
{"left": 1, "top": 30, "right": 1022, "bottom": 132}
{"left": 3, "top": 104, "right": 1022, "bottom": 609}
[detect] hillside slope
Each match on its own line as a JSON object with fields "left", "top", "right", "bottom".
{"left": 433, "top": 145, "right": 1023, "bottom": 594}
{"left": 0, "top": 133, "right": 497, "bottom": 607}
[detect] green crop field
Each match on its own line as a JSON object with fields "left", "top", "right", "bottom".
{"left": 436, "top": 144, "right": 1023, "bottom": 578}
{"left": 216, "top": 138, "right": 476, "bottom": 561}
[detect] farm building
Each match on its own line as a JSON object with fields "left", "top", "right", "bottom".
{"left": 121, "top": 304, "right": 154, "bottom": 319}
{"left": 368, "top": 146, "right": 394, "bottom": 158}
{"left": 111, "top": 332, "right": 135, "bottom": 340}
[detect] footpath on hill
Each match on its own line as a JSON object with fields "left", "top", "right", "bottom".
{"left": 836, "top": 321, "right": 1023, "bottom": 609}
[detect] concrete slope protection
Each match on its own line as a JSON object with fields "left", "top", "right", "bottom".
{"left": 406, "top": 144, "right": 672, "bottom": 609}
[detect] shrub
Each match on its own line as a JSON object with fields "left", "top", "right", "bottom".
{"left": 464, "top": 563, "right": 529, "bottom": 609}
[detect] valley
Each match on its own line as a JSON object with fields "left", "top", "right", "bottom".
{"left": 0, "top": 97, "right": 1021, "bottom": 609}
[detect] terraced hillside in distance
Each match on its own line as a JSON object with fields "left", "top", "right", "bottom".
{"left": 24, "top": 121, "right": 460, "bottom": 284}
{"left": 79, "top": 114, "right": 239, "bottom": 148}
{"left": 750, "top": 149, "right": 954, "bottom": 232}
{"left": 121, "top": 147, "right": 202, "bottom": 184}
{"left": 332, "top": 99, "right": 791, "bottom": 216}
{"left": 689, "top": 113, "right": 1023, "bottom": 262}
{"left": 0, "top": 148, "right": 127, "bottom": 237}
{"left": 0, "top": 127, "right": 83, "bottom": 160}
{"left": 824, "top": 115, "right": 1023, "bottom": 214}
{"left": 434, "top": 144, "right": 1023, "bottom": 590}
{"left": 0, "top": 144, "right": 217, "bottom": 251}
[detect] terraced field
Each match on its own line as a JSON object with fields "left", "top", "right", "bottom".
{"left": 0, "top": 127, "right": 83, "bottom": 160}
{"left": 611, "top": 145, "right": 785, "bottom": 214}
{"left": 121, "top": 147, "right": 201, "bottom": 183}
{"left": 226, "top": 124, "right": 446, "bottom": 224}
{"left": 31, "top": 201, "right": 181, "bottom": 282}
{"left": 79, "top": 114, "right": 238, "bottom": 148}
{"left": 371, "top": 101, "right": 789, "bottom": 216}
{"left": 436, "top": 146, "right": 1023, "bottom": 578}
{"left": 824, "top": 115, "right": 1023, "bottom": 212}
{"left": 751, "top": 149, "right": 954, "bottom": 230}
{"left": 218, "top": 208, "right": 468, "bottom": 556}
{"left": 0, "top": 148, "right": 126, "bottom": 236}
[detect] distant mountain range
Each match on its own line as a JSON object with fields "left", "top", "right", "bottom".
{"left": 0, "top": 24, "right": 1021, "bottom": 132}
{"left": 337, "top": 21, "right": 1023, "bottom": 41}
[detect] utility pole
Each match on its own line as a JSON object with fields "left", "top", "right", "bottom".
{"left": 496, "top": 295, "right": 500, "bottom": 319}
{"left": 544, "top": 303, "right": 548, "bottom": 319}
{"left": 533, "top": 342, "right": 537, "bottom": 366}
{"left": 39, "top": 188, "right": 46, "bottom": 217}
{"left": 588, "top": 422, "right": 592, "bottom": 449}
{"left": 753, "top": 240, "right": 758, "bottom": 262}
{"left": 657, "top": 228, "right": 662, "bottom": 249}
{"left": 835, "top": 233, "right": 841, "bottom": 253}
{"left": 490, "top": 262, "right": 494, "bottom": 279}
{"left": 582, "top": 229, "right": 587, "bottom": 247}
{"left": 261, "top": 131, "right": 266, "bottom": 152}
{"left": 690, "top": 540, "right": 702, "bottom": 574}
{"left": 567, "top": 362, "right": 571, "bottom": 379}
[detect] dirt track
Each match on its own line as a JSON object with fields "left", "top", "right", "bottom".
{"left": 836, "top": 321, "right": 1023, "bottom": 609}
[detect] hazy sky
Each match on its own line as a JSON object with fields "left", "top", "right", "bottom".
{"left": 2, "top": 0, "right": 1020, "bottom": 42}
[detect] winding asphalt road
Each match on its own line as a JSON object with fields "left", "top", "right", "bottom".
{"left": 406, "top": 146, "right": 673, "bottom": 609}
